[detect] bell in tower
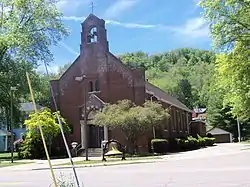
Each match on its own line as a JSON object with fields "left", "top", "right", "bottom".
{"left": 87, "top": 27, "right": 97, "bottom": 43}
{"left": 80, "top": 14, "right": 109, "bottom": 54}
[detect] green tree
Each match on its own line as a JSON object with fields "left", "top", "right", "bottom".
{"left": 199, "top": 0, "right": 250, "bottom": 51}
{"left": 92, "top": 100, "right": 169, "bottom": 153}
{"left": 0, "top": 56, "right": 37, "bottom": 128}
{"left": 120, "top": 48, "right": 216, "bottom": 109}
{"left": 214, "top": 48, "right": 250, "bottom": 120}
{"left": 199, "top": 0, "right": 250, "bottom": 119}
{"left": 207, "top": 76, "right": 250, "bottom": 140}
{"left": 57, "top": 62, "right": 72, "bottom": 77}
{"left": 0, "top": 0, "right": 69, "bottom": 128}
{"left": 0, "top": 0, "right": 69, "bottom": 64}
{"left": 20, "top": 108, "right": 70, "bottom": 158}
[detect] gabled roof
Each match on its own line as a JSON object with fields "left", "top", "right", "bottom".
{"left": 145, "top": 82, "right": 193, "bottom": 113}
{"left": 59, "top": 55, "right": 80, "bottom": 80}
{"left": 206, "top": 125, "right": 232, "bottom": 135}
{"left": 0, "top": 129, "right": 11, "bottom": 136}
{"left": 20, "top": 102, "right": 43, "bottom": 112}
{"left": 81, "top": 13, "right": 105, "bottom": 25}
{"left": 79, "top": 93, "right": 105, "bottom": 119}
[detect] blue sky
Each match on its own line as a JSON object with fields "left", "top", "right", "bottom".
{"left": 45, "top": 0, "right": 211, "bottom": 73}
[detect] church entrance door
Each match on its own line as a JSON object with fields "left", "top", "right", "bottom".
{"left": 88, "top": 125, "right": 104, "bottom": 148}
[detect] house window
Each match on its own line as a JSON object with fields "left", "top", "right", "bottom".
{"left": 89, "top": 81, "right": 93, "bottom": 92}
{"left": 95, "top": 80, "right": 100, "bottom": 91}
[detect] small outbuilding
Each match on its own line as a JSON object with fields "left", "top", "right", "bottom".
{"left": 206, "top": 126, "right": 233, "bottom": 143}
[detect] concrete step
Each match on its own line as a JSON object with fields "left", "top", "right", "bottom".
{"left": 78, "top": 148, "right": 102, "bottom": 157}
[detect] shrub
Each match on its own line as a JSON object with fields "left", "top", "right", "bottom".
{"left": 151, "top": 139, "right": 169, "bottom": 153}
{"left": 19, "top": 134, "right": 46, "bottom": 159}
{"left": 175, "top": 135, "right": 215, "bottom": 151}
{"left": 175, "top": 138, "right": 189, "bottom": 150}
{"left": 187, "top": 136, "right": 200, "bottom": 149}
{"left": 197, "top": 135, "right": 206, "bottom": 147}
{"left": 203, "top": 137, "right": 216, "bottom": 146}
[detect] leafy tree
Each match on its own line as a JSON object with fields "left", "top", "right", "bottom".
{"left": 57, "top": 62, "right": 72, "bottom": 77}
{"left": 20, "top": 108, "right": 70, "bottom": 158}
{"left": 199, "top": 0, "right": 250, "bottom": 119}
{"left": 0, "top": 0, "right": 69, "bottom": 64}
{"left": 214, "top": 47, "right": 250, "bottom": 120}
{"left": 92, "top": 100, "right": 169, "bottom": 153}
{"left": 119, "top": 48, "right": 216, "bottom": 109}
{"left": 0, "top": 0, "right": 69, "bottom": 128}
{"left": 199, "top": 0, "right": 250, "bottom": 51}
{"left": 0, "top": 56, "right": 37, "bottom": 128}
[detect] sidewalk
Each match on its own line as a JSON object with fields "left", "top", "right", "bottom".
{"left": 2, "top": 158, "right": 161, "bottom": 171}
{"left": 2, "top": 143, "right": 249, "bottom": 171}
{"left": 162, "top": 143, "right": 250, "bottom": 161}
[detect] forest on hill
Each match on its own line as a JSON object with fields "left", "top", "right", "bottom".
{"left": 119, "top": 48, "right": 215, "bottom": 109}
{"left": 118, "top": 48, "right": 250, "bottom": 139}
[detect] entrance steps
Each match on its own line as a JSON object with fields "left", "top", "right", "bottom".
{"left": 78, "top": 148, "right": 102, "bottom": 157}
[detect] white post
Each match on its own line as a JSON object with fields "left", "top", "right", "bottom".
{"left": 5, "top": 135, "right": 8, "bottom": 152}
{"left": 229, "top": 133, "right": 233, "bottom": 143}
{"left": 151, "top": 96, "right": 156, "bottom": 139}
{"left": 186, "top": 113, "right": 189, "bottom": 134}
{"left": 237, "top": 116, "right": 241, "bottom": 142}
{"left": 80, "top": 120, "right": 85, "bottom": 148}
{"left": 104, "top": 126, "right": 109, "bottom": 140}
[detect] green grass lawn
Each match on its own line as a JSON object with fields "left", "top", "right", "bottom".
{"left": 56, "top": 155, "right": 162, "bottom": 166}
{"left": 0, "top": 152, "right": 19, "bottom": 162}
{"left": 0, "top": 152, "right": 18, "bottom": 159}
{"left": 0, "top": 161, "right": 32, "bottom": 168}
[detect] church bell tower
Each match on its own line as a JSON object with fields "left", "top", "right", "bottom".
{"left": 80, "top": 14, "right": 109, "bottom": 55}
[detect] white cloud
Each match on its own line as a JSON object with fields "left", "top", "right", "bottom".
{"left": 105, "top": 20, "right": 157, "bottom": 29}
{"left": 174, "top": 17, "right": 209, "bottom": 38}
{"left": 63, "top": 16, "right": 86, "bottom": 21}
{"left": 60, "top": 42, "right": 79, "bottom": 56}
{"left": 56, "top": 0, "right": 91, "bottom": 15}
{"left": 104, "top": 0, "right": 138, "bottom": 19}
{"left": 62, "top": 16, "right": 209, "bottom": 39}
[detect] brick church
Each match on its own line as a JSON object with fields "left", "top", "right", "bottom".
{"left": 51, "top": 14, "right": 193, "bottom": 153}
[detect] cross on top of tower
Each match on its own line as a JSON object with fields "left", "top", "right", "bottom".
{"left": 90, "top": 2, "right": 97, "bottom": 14}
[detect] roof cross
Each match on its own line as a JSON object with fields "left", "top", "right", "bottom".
{"left": 90, "top": 2, "right": 97, "bottom": 14}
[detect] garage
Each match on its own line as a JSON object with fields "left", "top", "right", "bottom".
{"left": 207, "top": 126, "right": 233, "bottom": 143}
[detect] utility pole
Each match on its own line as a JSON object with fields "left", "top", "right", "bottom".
{"left": 83, "top": 81, "right": 89, "bottom": 161}
{"left": 237, "top": 116, "right": 241, "bottom": 142}
{"left": 10, "top": 86, "right": 18, "bottom": 163}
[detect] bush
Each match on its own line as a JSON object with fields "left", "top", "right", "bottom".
{"left": 203, "top": 137, "right": 215, "bottom": 146}
{"left": 187, "top": 136, "right": 200, "bottom": 149}
{"left": 19, "top": 135, "right": 45, "bottom": 159}
{"left": 197, "top": 135, "right": 206, "bottom": 147}
{"left": 175, "top": 138, "right": 189, "bottom": 150}
{"left": 151, "top": 139, "right": 168, "bottom": 153}
{"left": 175, "top": 136, "right": 216, "bottom": 151}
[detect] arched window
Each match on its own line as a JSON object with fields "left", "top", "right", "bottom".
{"left": 87, "top": 27, "right": 97, "bottom": 43}
{"left": 95, "top": 80, "right": 100, "bottom": 91}
{"left": 88, "top": 81, "right": 93, "bottom": 92}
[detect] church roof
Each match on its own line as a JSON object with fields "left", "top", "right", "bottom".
{"left": 81, "top": 13, "right": 105, "bottom": 25}
{"left": 145, "top": 82, "right": 193, "bottom": 113}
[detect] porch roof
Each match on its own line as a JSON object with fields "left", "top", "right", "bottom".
{"left": 0, "top": 129, "right": 11, "bottom": 136}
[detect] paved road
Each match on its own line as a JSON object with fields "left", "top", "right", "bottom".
{"left": 1, "top": 144, "right": 250, "bottom": 187}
